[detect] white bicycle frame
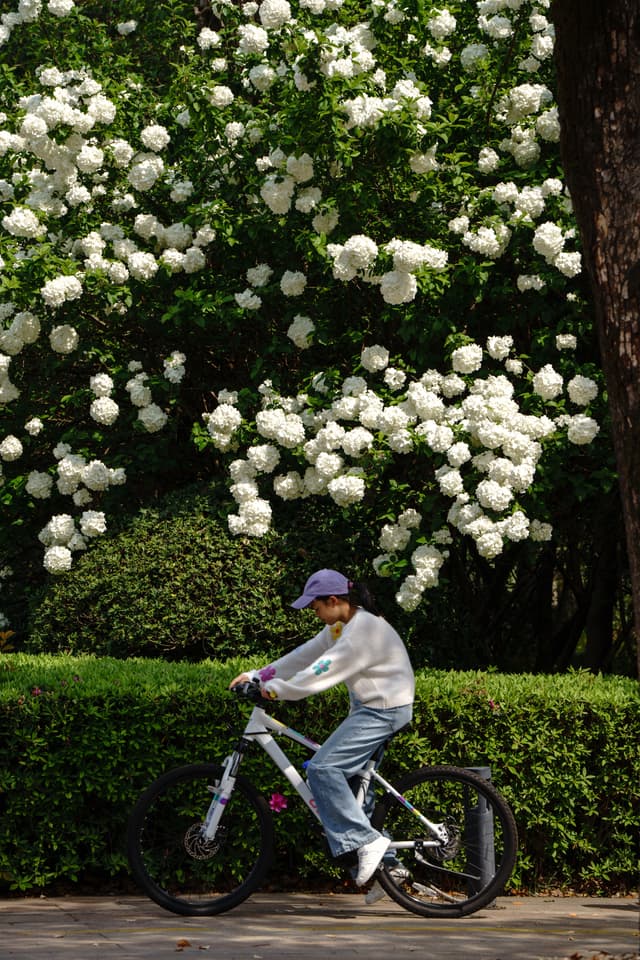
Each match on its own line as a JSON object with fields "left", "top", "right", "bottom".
{"left": 202, "top": 704, "right": 449, "bottom": 853}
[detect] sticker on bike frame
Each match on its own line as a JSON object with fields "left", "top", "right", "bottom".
{"left": 269, "top": 715, "right": 320, "bottom": 750}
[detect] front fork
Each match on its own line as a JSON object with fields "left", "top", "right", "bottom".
{"left": 202, "top": 740, "right": 248, "bottom": 840}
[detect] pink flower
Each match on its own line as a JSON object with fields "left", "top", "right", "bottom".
{"left": 269, "top": 793, "right": 288, "bottom": 812}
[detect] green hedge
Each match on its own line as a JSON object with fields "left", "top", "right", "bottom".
{"left": 1, "top": 654, "right": 638, "bottom": 895}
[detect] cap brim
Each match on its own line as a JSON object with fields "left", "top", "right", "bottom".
{"left": 291, "top": 594, "right": 313, "bottom": 609}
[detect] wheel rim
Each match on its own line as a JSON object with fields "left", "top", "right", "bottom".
{"left": 130, "top": 766, "right": 271, "bottom": 910}
{"left": 376, "top": 768, "right": 516, "bottom": 914}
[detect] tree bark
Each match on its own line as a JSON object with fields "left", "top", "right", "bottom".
{"left": 552, "top": 0, "right": 640, "bottom": 676}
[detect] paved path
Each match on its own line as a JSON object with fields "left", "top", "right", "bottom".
{"left": 0, "top": 893, "right": 637, "bottom": 960}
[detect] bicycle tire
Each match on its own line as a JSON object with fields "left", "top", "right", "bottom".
{"left": 371, "top": 764, "right": 517, "bottom": 918}
{"left": 127, "top": 762, "right": 274, "bottom": 916}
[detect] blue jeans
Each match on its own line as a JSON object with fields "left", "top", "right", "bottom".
{"left": 306, "top": 699, "right": 413, "bottom": 857}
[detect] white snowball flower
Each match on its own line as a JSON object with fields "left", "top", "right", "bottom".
{"left": 556, "top": 334, "right": 577, "bottom": 350}
{"left": 238, "top": 23, "right": 270, "bottom": 54}
{"left": 566, "top": 414, "right": 600, "bottom": 445}
{"left": 361, "top": 345, "right": 389, "bottom": 372}
{"left": 0, "top": 435, "right": 23, "bottom": 461}
{"left": 568, "top": 375, "right": 598, "bottom": 406}
{"left": 379, "top": 523, "right": 412, "bottom": 552}
{"left": 379, "top": 270, "right": 417, "bottom": 305}
{"left": 280, "top": 271, "right": 307, "bottom": 296}
{"left": 384, "top": 367, "right": 406, "bottom": 391}
{"left": 328, "top": 474, "right": 366, "bottom": 506}
{"left": 79, "top": 510, "right": 107, "bottom": 537}
{"left": 2, "top": 206, "right": 45, "bottom": 238}
{"left": 475, "top": 530, "right": 504, "bottom": 559}
{"left": 273, "top": 471, "right": 305, "bottom": 500}
{"left": 228, "top": 497, "right": 272, "bottom": 536}
{"left": 42, "top": 276, "right": 83, "bottom": 309}
{"left": 286, "top": 153, "right": 314, "bottom": 183}
{"left": 427, "top": 9, "right": 456, "bottom": 38}
{"left": 140, "top": 124, "right": 170, "bottom": 152}
{"left": 532, "top": 364, "right": 563, "bottom": 401}
{"left": 43, "top": 545, "right": 73, "bottom": 574}
{"left": 90, "top": 373, "right": 114, "bottom": 397}
{"left": 41, "top": 514, "right": 76, "bottom": 544}
{"left": 197, "top": 28, "right": 221, "bottom": 49}
{"left": 341, "top": 427, "right": 374, "bottom": 457}
{"left": 247, "top": 444, "right": 281, "bottom": 473}
{"left": 246, "top": 263, "right": 273, "bottom": 287}
{"left": 81, "top": 460, "right": 111, "bottom": 491}
{"left": 486, "top": 335, "right": 513, "bottom": 360}
{"left": 90, "top": 396, "right": 119, "bottom": 426}
{"left": 259, "top": 0, "right": 292, "bottom": 29}
{"left": 478, "top": 147, "right": 500, "bottom": 173}
{"left": 138, "top": 403, "right": 168, "bottom": 433}
{"left": 461, "top": 42, "right": 489, "bottom": 71}
{"left": 25, "top": 418, "right": 44, "bottom": 436}
{"left": 451, "top": 343, "right": 483, "bottom": 374}
{"left": 554, "top": 251, "right": 582, "bottom": 277}
{"left": 260, "top": 174, "right": 295, "bottom": 214}
{"left": 287, "top": 314, "right": 314, "bottom": 348}
{"left": 533, "top": 221, "right": 565, "bottom": 262}
{"left": 530, "top": 519, "right": 553, "bottom": 541}
{"left": 235, "top": 288, "right": 262, "bottom": 310}
{"left": 476, "top": 478, "right": 514, "bottom": 512}
{"left": 163, "top": 351, "right": 186, "bottom": 383}
{"left": 210, "top": 85, "right": 235, "bottom": 108}
{"left": 26, "top": 471, "right": 53, "bottom": 499}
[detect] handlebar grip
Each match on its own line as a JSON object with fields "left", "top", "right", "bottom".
{"left": 233, "top": 680, "right": 264, "bottom": 703}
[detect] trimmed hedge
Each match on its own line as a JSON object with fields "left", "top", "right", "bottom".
{"left": 1, "top": 654, "right": 638, "bottom": 895}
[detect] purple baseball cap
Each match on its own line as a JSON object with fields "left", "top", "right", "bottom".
{"left": 291, "top": 569, "right": 351, "bottom": 609}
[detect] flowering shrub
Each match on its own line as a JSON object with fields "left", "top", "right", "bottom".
{"left": 0, "top": 0, "right": 610, "bottom": 631}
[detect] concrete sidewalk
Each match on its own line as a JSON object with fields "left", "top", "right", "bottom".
{"left": 0, "top": 893, "right": 637, "bottom": 960}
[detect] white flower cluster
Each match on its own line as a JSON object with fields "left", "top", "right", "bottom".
{"left": 38, "top": 508, "right": 106, "bottom": 574}
{"left": 341, "top": 76, "right": 432, "bottom": 130}
{"left": 533, "top": 221, "right": 582, "bottom": 278}
{"left": 22, "top": 439, "right": 125, "bottom": 571}
{"left": 326, "top": 233, "right": 448, "bottom": 305}
{"left": 0, "top": 66, "right": 214, "bottom": 347}
{"left": 206, "top": 337, "right": 600, "bottom": 604}
{"left": 125, "top": 365, "right": 169, "bottom": 433}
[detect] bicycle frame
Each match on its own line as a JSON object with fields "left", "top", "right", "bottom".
{"left": 202, "top": 704, "right": 449, "bottom": 851}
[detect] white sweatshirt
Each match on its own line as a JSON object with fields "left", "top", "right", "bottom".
{"left": 254, "top": 608, "right": 415, "bottom": 709}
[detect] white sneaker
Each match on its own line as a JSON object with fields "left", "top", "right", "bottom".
{"left": 355, "top": 836, "right": 390, "bottom": 887}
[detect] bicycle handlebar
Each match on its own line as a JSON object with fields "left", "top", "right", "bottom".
{"left": 232, "top": 679, "right": 264, "bottom": 703}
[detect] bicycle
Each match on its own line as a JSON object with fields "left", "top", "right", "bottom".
{"left": 127, "top": 680, "right": 518, "bottom": 919}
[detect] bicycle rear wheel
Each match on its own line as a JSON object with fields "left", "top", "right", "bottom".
{"left": 372, "top": 764, "right": 517, "bottom": 918}
{"left": 127, "top": 762, "right": 274, "bottom": 916}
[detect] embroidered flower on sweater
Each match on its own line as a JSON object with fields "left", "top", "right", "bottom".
{"left": 312, "top": 658, "right": 332, "bottom": 676}
{"left": 258, "top": 665, "right": 277, "bottom": 681}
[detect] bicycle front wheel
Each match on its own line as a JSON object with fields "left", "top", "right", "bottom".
{"left": 127, "top": 763, "right": 274, "bottom": 916}
{"left": 372, "top": 764, "right": 517, "bottom": 918}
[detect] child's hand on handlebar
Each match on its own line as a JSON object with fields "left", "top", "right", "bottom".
{"left": 229, "top": 674, "right": 274, "bottom": 701}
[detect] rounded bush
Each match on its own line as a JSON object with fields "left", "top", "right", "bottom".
{"left": 26, "top": 483, "right": 320, "bottom": 661}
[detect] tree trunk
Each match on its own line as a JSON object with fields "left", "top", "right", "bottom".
{"left": 552, "top": 0, "right": 640, "bottom": 676}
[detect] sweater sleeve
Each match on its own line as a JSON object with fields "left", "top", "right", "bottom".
{"left": 252, "top": 628, "right": 333, "bottom": 687}
{"left": 262, "top": 629, "right": 360, "bottom": 701}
